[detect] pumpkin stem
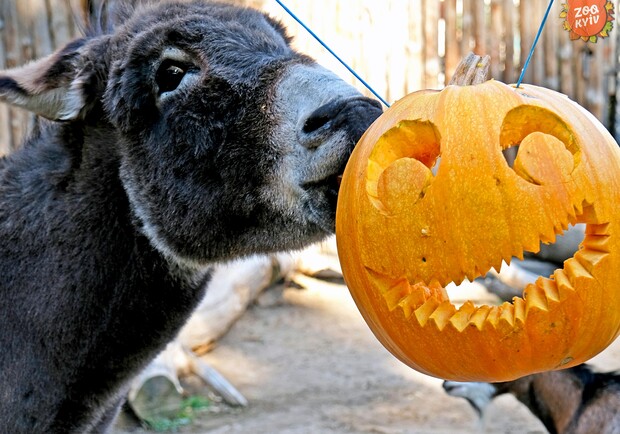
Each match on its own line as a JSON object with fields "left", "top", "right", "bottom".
{"left": 448, "top": 52, "right": 491, "bottom": 86}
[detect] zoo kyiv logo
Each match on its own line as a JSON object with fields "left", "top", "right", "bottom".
{"left": 561, "top": 0, "right": 615, "bottom": 42}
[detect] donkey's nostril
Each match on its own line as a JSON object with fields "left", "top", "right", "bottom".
{"left": 302, "top": 100, "right": 342, "bottom": 134}
{"left": 303, "top": 113, "right": 331, "bottom": 133}
{"left": 299, "top": 97, "right": 382, "bottom": 149}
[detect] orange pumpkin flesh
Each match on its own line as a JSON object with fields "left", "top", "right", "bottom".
{"left": 336, "top": 80, "right": 620, "bottom": 382}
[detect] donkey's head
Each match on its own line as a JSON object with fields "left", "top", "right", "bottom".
{"left": 0, "top": 1, "right": 382, "bottom": 266}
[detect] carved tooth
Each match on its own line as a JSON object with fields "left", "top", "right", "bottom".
{"left": 539, "top": 229, "right": 557, "bottom": 245}
{"left": 398, "top": 294, "right": 416, "bottom": 318}
{"left": 491, "top": 259, "right": 504, "bottom": 275}
{"left": 573, "top": 200, "right": 584, "bottom": 216}
{"left": 568, "top": 214, "right": 579, "bottom": 226}
{"left": 524, "top": 282, "right": 549, "bottom": 312}
{"left": 553, "top": 269, "right": 574, "bottom": 300}
{"left": 428, "top": 279, "right": 450, "bottom": 301}
{"left": 366, "top": 268, "right": 399, "bottom": 294}
{"left": 485, "top": 306, "right": 502, "bottom": 328}
{"left": 564, "top": 257, "right": 594, "bottom": 281}
{"left": 521, "top": 235, "right": 543, "bottom": 256}
{"left": 469, "top": 305, "right": 491, "bottom": 331}
{"left": 402, "top": 283, "right": 429, "bottom": 308}
{"left": 586, "top": 222, "right": 610, "bottom": 236}
{"left": 580, "top": 204, "right": 598, "bottom": 224}
{"left": 414, "top": 298, "right": 441, "bottom": 327}
{"left": 583, "top": 234, "right": 610, "bottom": 253}
{"left": 539, "top": 275, "right": 561, "bottom": 302}
{"left": 384, "top": 280, "right": 411, "bottom": 311}
{"left": 575, "top": 250, "right": 608, "bottom": 274}
{"left": 498, "top": 302, "right": 515, "bottom": 328}
{"left": 399, "top": 283, "right": 430, "bottom": 317}
{"left": 428, "top": 301, "right": 457, "bottom": 331}
{"left": 449, "top": 301, "right": 476, "bottom": 332}
{"left": 513, "top": 296, "right": 526, "bottom": 324}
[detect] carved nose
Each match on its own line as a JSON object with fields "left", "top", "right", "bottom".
{"left": 300, "top": 97, "right": 383, "bottom": 148}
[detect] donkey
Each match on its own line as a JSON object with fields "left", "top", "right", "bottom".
{"left": 0, "top": 1, "right": 382, "bottom": 432}
{"left": 443, "top": 364, "right": 620, "bottom": 434}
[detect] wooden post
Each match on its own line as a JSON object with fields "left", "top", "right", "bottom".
{"left": 471, "top": 0, "right": 486, "bottom": 56}
{"left": 543, "top": 0, "right": 560, "bottom": 90}
{"left": 443, "top": 0, "right": 459, "bottom": 80}
{"left": 423, "top": 0, "right": 439, "bottom": 88}
{"left": 519, "top": 0, "right": 533, "bottom": 84}
{"left": 408, "top": 0, "right": 425, "bottom": 92}
{"left": 502, "top": 0, "right": 515, "bottom": 83}
{"left": 461, "top": 0, "right": 474, "bottom": 55}
{"left": 0, "top": 9, "right": 11, "bottom": 155}
{"left": 489, "top": 0, "right": 503, "bottom": 81}
{"left": 0, "top": 0, "right": 83, "bottom": 154}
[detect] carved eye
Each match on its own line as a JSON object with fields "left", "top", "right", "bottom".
{"left": 156, "top": 60, "right": 190, "bottom": 95}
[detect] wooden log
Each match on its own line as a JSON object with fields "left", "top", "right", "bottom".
{"left": 128, "top": 252, "right": 298, "bottom": 415}
{"left": 177, "top": 254, "right": 296, "bottom": 353}
{"left": 128, "top": 341, "right": 249, "bottom": 414}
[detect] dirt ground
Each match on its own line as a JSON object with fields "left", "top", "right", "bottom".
{"left": 114, "top": 270, "right": 620, "bottom": 434}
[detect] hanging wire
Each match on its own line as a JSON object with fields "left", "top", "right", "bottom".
{"left": 274, "top": 0, "right": 391, "bottom": 107}
{"left": 516, "top": 0, "right": 556, "bottom": 88}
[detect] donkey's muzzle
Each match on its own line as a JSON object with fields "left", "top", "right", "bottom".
{"left": 300, "top": 96, "right": 383, "bottom": 149}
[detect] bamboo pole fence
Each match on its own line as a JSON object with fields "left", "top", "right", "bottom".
{"left": 1, "top": 0, "right": 619, "bottom": 154}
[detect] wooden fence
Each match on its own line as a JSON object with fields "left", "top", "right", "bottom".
{"left": 266, "top": 1, "right": 619, "bottom": 127}
{"left": 1, "top": 0, "right": 619, "bottom": 153}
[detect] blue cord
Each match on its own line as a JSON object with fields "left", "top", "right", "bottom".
{"left": 274, "top": 0, "right": 391, "bottom": 107}
{"left": 516, "top": 0, "right": 555, "bottom": 88}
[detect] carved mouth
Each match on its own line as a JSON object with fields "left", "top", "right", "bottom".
{"left": 366, "top": 204, "right": 608, "bottom": 340}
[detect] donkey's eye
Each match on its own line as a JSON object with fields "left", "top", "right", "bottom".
{"left": 156, "top": 60, "right": 189, "bottom": 94}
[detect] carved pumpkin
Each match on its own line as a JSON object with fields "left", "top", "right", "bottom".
{"left": 336, "top": 80, "right": 620, "bottom": 382}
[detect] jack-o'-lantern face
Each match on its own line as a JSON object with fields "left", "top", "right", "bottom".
{"left": 336, "top": 80, "right": 620, "bottom": 382}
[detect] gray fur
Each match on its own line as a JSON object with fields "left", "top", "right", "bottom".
{"left": 0, "top": 1, "right": 382, "bottom": 432}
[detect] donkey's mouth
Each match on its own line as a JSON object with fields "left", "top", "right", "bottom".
{"left": 301, "top": 170, "right": 346, "bottom": 220}
{"left": 303, "top": 172, "right": 342, "bottom": 197}
{"left": 326, "top": 173, "right": 343, "bottom": 216}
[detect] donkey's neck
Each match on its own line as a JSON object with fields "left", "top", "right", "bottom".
{"left": 0, "top": 119, "right": 209, "bottom": 430}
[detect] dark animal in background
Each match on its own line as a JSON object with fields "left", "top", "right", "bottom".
{"left": 0, "top": 1, "right": 382, "bottom": 432}
{"left": 443, "top": 364, "right": 620, "bottom": 434}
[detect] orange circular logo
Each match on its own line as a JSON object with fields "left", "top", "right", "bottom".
{"left": 561, "top": 0, "right": 615, "bottom": 42}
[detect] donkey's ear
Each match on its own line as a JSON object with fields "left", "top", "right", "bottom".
{"left": 0, "top": 39, "right": 91, "bottom": 121}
